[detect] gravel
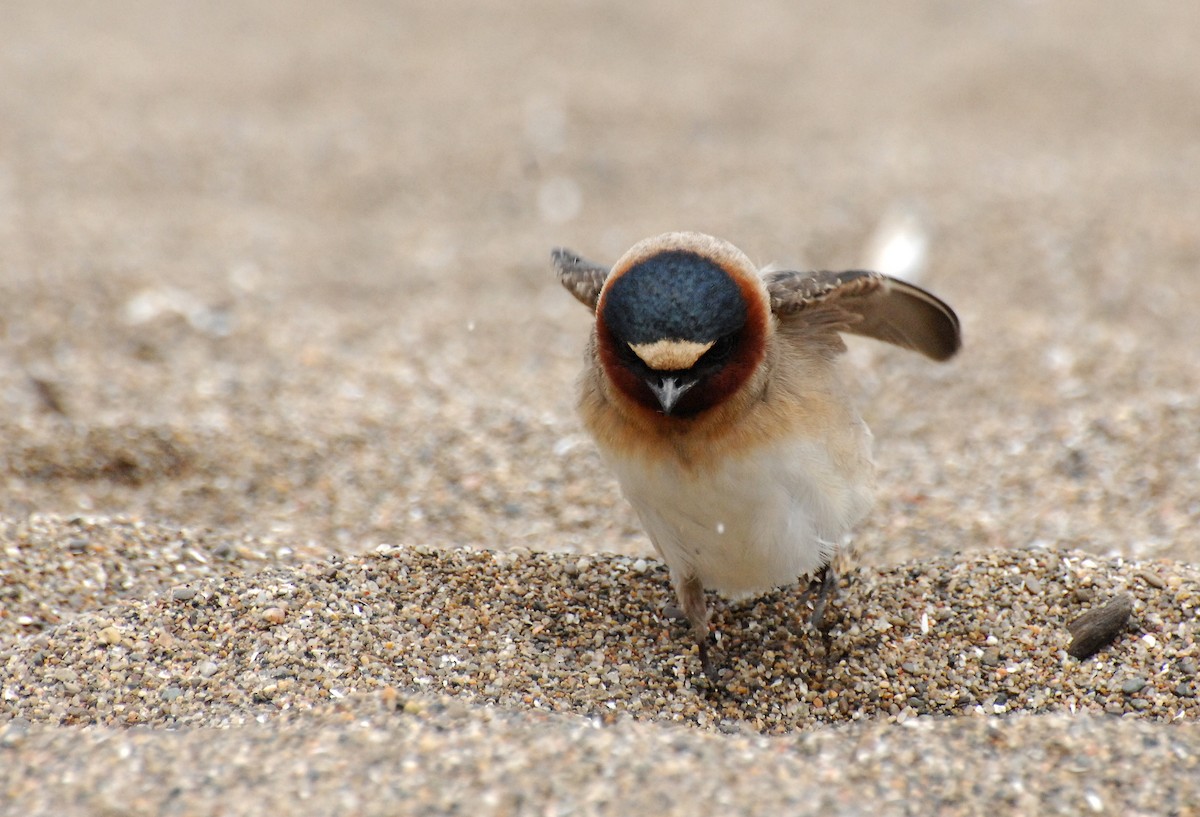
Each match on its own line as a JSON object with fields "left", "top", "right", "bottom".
{"left": 3, "top": 534, "right": 1198, "bottom": 732}
{"left": 0, "top": 514, "right": 295, "bottom": 641}
{"left": 3, "top": 1, "right": 1200, "bottom": 815}
{"left": 2, "top": 704, "right": 1198, "bottom": 817}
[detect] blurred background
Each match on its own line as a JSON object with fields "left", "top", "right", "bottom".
{"left": 1, "top": 1, "right": 1198, "bottom": 566}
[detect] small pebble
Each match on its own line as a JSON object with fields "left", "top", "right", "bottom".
{"left": 261, "top": 607, "right": 287, "bottom": 625}
{"left": 51, "top": 667, "right": 79, "bottom": 684}
{"left": 1120, "top": 677, "right": 1146, "bottom": 694}
{"left": 171, "top": 586, "right": 198, "bottom": 602}
{"left": 1137, "top": 571, "right": 1166, "bottom": 590}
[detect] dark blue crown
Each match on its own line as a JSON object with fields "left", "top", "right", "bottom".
{"left": 602, "top": 251, "right": 747, "bottom": 344}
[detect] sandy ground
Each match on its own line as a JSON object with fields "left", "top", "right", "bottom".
{"left": 2, "top": 2, "right": 1199, "bottom": 815}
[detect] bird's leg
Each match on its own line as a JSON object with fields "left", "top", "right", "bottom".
{"left": 674, "top": 573, "right": 716, "bottom": 680}
{"left": 804, "top": 563, "right": 839, "bottom": 630}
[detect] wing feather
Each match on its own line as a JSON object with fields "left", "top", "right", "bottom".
{"left": 552, "top": 248, "right": 609, "bottom": 312}
{"left": 764, "top": 269, "right": 961, "bottom": 361}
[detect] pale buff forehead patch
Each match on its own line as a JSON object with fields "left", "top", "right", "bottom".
{"left": 628, "top": 338, "right": 715, "bottom": 371}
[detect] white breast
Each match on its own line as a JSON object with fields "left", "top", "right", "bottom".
{"left": 602, "top": 431, "right": 874, "bottom": 598}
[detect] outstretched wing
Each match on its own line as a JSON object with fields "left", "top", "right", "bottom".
{"left": 763, "top": 269, "right": 961, "bottom": 361}
{"left": 552, "top": 248, "right": 609, "bottom": 312}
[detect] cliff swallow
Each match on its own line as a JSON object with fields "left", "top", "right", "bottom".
{"left": 554, "top": 231, "right": 960, "bottom": 677}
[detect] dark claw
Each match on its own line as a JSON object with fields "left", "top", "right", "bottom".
{"left": 805, "top": 564, "right": 839, "bottom": 630}
{"left": 697, "top": 632, "right": 718, "bottom": 681}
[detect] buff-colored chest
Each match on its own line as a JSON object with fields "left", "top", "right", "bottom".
{"left": 581, "top": 335, "right": 875, "bottom": 596}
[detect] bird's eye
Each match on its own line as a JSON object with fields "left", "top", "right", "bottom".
{"left": 618, "top": 342, "right": 642, "bottom": 364}
{"left": 703, "top": 334, "right": 737, "bottom": 365}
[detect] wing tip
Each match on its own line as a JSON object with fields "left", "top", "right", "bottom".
{"left": 926, "top": 326, "right": 962, "bottom": 361}
{"left": 886, "top": 277, "right": 962, "bottom": 361}
{"left": 552, "top": 246, "right": 608, "bottom": 311}
{"left": 550, "top": 247, "right": 578, "bottom": 272}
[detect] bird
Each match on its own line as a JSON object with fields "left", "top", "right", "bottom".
{"left": 553, "top": 231, "right": 961, "bottom": 678}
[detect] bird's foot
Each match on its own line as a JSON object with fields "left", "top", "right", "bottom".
{"left": 668, "top": 574, "right": 722, "bottom": 681}
{"left": 802, "top": 564, "right": 839, "bottom": 631}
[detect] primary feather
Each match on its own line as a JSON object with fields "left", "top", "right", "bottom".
{"left": 763, "top": 269, "right": 961, "bottom": 361}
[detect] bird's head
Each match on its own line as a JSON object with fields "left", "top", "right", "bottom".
{"left": 595, "top": 232, "right": 770, "bottom": 418}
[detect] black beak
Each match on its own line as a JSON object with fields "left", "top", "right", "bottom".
{"left": 646, "top": 375, "right": 696, "bottom": 415}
